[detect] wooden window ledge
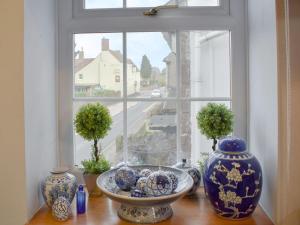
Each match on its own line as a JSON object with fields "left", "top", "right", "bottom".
{"left": 28, "top": 188, "right": 273, "bottom": 225}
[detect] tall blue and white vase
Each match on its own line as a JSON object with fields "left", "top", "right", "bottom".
{"left": 203, "top": 137, "right": 262, "bottom": 219}
{"left": 41, "top": 168, "right": 78, "bottom": 208}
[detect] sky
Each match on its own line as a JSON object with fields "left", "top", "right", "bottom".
{"left": 85, "top": 0, "right": 170, "bottom": 9}
{"left": 85, "top": 0, "right": 219, "bottom": 8}
{"left": 75, "top": 32, "right": 173, "bottom": 70}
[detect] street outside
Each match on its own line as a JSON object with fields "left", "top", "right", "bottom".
{"left": 74, "top": 88, "right": 175, "bottom": 166}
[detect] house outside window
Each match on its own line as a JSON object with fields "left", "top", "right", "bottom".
{"left": 58, "top": 0, "right": 247, "bottom": 167}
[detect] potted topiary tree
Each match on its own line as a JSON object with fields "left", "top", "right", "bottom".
{"left": 74, "top": 103, "right": 112, "bottom": 196}
{"left": 196, "top": 103, "right": 234, "bottom": 151}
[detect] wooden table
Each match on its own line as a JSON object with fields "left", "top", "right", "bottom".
{"left": 28, "top": 189, "right": 273, "bottom": 225}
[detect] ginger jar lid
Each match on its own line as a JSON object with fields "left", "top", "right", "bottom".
{"left": 218, "top": 137, "right": 246, "bottom": 153}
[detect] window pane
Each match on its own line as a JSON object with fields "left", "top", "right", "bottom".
{"left": 85, "top": 0, "right": 123, "bottom": 9}
{"left": 180, "top": 101, "right": 231, "bottom": 164}
{"left": 127, "top": 32, "right": 176, "bottom": 98}
{"left": 127, "top": 0, "right": 170, "bottom": 7}
{"left": 74, "top": 33, "right": 123, "bottom": 97}
{"left": 183, "top": 0, "right": 219, "bottom": 7}
{"left": 74, "top": 101, "right": 124, "bottom": 166}
{"left": 180, "top": 31, "right": 230, "bottom": 98}
{"left": 127, "top": 101, "right": 177, "bottom": 166}
{"left": 127, "top": 0, "right": 220, "bottom": 8}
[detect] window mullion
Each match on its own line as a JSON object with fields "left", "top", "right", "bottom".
{"left": 123, "top": 32, "right": 128, "bottom": 164}
{"left": 176, "top": 30, "right": 181, "bottom": 163}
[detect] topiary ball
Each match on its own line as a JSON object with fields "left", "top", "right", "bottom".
{"left": 139, "top": 169, "right": 152, "bottom": 178}
{"left": 136, "top": 177, "right": 148, "bottom": 193}
{"left": 165, "top": 171, "right": 178, "bottom": 192}
{"left": 115, "top": 166, "right": 137, "bottom": 191}
{"left": 145, "top": 171, "right": 173, "bottom": 197}
{"left": 52, "top": 196, "right": 71, "bottom": 221}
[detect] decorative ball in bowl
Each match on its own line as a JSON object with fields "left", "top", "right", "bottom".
{"left": 97, "top": 165, "right": 193, "bottom": 224}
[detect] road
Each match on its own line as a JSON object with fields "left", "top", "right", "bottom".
{"left": 74, "top": 97, "right": 161, "bottom": 165}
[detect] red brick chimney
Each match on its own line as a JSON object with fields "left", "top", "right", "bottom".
{"left": 102, "top": 38, "right": 109, "bottom": 51}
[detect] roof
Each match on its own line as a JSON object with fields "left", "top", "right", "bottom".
{"left": 74, "top": 50, "right": 139, "bottom": 73}
{"left": 74, "top": 58, "right": 94, "bottom": 73}
{"left": 109, "top": 50, "right": 139, "bottom": 70}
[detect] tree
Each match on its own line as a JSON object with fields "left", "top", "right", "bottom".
{"left": 196, "top": 103, "right": 234, "bottom": 151}
{"left": 74, "top": 103, "right": 112, "bottom": 174}
{"left": 140, "top": 55, "right": 152, "bottom": 81}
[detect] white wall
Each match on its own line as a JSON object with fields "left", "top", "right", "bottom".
{"left": 248, "top": 0, "right": 278, "bottom": 222}
{"left": 0, "top": 2, "right": 28, "bottom": 225}
{"left": 24, "top": 0, "right": 58, "bottom": 220}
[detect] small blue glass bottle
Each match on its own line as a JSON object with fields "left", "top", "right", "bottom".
{"left": 76, "top": 185, "right": 86, "bottom": 214}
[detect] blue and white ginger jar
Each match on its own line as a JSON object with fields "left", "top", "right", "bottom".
{"left": 204, "top": 137, "right": 262, "bottom": 219}
{"left": 52, "top": 196, "right": 71, "bottom": 221}
{"left": 41, "top": 168, "right": 78, "bottom": 208}
{"left": 175, "top": 159, "right": 201, "bottom": 195}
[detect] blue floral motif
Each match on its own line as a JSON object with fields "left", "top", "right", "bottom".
{"left": 115, "top": 166, "right": 137, "bottom": 191}
{"left": 41, "top": 172, "right": 78, "bottom": 208}
{"left": 165, "top": 171, "right": 178, "bottom": 192}
{"left": 186, "top": 168, "right": 201, "bottom": 195}
{"left": 52, "top": 196, "right": 71, "bottom": 221}
{"left": 145, "top": 171, "right": 173, "bottom": 196}
{"left": 204, "top": 137, "right": 262, "bottom": 219}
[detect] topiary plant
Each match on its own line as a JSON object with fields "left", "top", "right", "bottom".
{"left": 196, "top": 103, "right": 234, "bottom": 151}
{"left": 74, "top": 103, "right": 112, "bottom": 174}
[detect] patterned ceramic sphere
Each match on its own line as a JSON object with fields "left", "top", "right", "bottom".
{"left": 204, "top": 137, "right": 262, "bottom": 219}
{"left": 175, "top": 160, "right": 201, "bottom": 195}
{"left": 131, "top": 189, "right": 146, "bottom": 198}
{"left": 41, "top": 168, "right": 78, "bottom": 208}
{"left": 145, "top": 171, "right": 173, "bottom": 196}
{"left": 139, "top": 169, "right": 152, "bottom": 178}
{"left": 115, "top": 166, "right": 137, "bottom": 191}
{"left": 165, "top": 171, "right": 178, "bottom": 192}
{"left": 136, "top": 177, "right": 148, "bottom": 193}
{"left": 52, "top": 196, "right": 71, "bottom": 221}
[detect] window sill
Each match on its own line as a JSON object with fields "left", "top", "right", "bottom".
{"left": 28, "top": 188, "right": 273, "bottom": 225}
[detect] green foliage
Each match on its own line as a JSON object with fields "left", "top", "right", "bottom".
{"left": 140, "top": 55, "right": 152, "bottom": 80}
{"left": 74, "top": 103, "right": 112, "bottom": 165}
{"left": 197, "top": 103, "right": 234, "bottom": 150}
{"left": 198, "top": 152, "right": 209, "bottom": 175}
{"left": 74, "top": 103, "right": 112, "bottom": 141}
{"left": 92, "top": 89, "right": 121, "bottom": 97}
{"left": 82, "top": 156, "right": 111, "bottom": 174}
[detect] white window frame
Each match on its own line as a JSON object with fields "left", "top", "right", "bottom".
{"left": 73, "top": 0, "right": 230, "bottom": 18}
{"left": 58, "top": 0, "right": 247, "bottom": 166}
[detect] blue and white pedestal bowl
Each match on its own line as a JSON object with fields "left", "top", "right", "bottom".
{"left": 204, "top": 137, "right": 263, "bottom": 219}
{"left": 97, "top": 165, "right": 193, "bottom": 224}
{"left": 41, "top": 168, "right": 78, "bottom": 208}
{"left": 175, "top": 161, "right": 201, "bottom": 195}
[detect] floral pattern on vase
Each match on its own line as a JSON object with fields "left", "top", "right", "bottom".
{"left": 175, "top": 159, "right": 201, "bottom": 195}
{"left": 41, "top": 168, "right": 78, "bottom": 208}
{"left": 204, "top": 137, "right": 262, "bottom": 219}
{"left": 52, "top": 196, "right": 71, "bottom": 221}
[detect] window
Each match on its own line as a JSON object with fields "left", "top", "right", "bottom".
{"left": 59, "top": 0, "right": 247, "bottom": 166}
{"left": 84, "top": 0, "right": 219, "bottom": 9}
